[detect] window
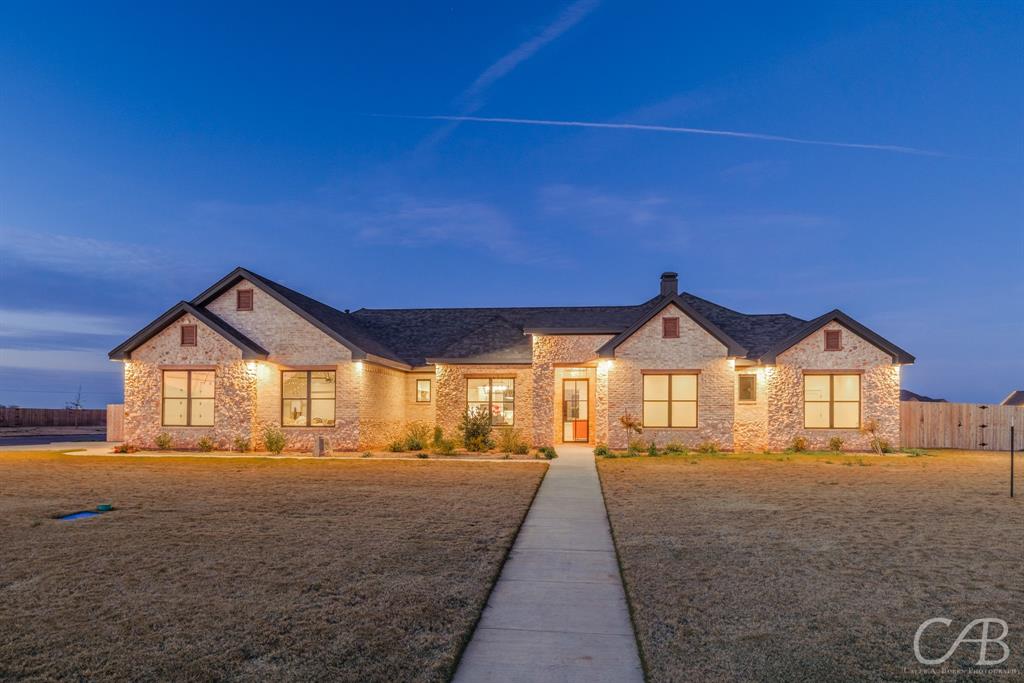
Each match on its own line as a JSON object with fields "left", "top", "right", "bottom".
{"left": 467, "top": 378, "right": 514, "bottom": 426}
{"left": 804, "top": 374, "right": 860, "bottom": 428}
{"left": 162, "top": 370, "right": 214, "bottom": 426}
{"left": 662, "top": 317, "right": 680, "bottom": 338}
{"left": 642, "top": 373, "right": 697, "bottom": 427}
{"left": 180, "top": 324, "right": 197, "bottom": 346}
{"left": 824, "top": 329, "right": 842, "bottom": 351}
{"left": 237, "top": 289, "right": 254, "bottom": 311}
{"left": 416, "top": 378, "right": 431, "bottom": 402}
{"left": 738, "top": 374, "right": 757, "bottom": 402}
{"left": 282, "top": 370, "right": 336, "bottom": 427}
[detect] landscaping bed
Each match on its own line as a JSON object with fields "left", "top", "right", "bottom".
{"left": 0, "top": 451, "right": 547, "bottom": 682}
{"left": 598, "top": 450, "right": 1022, "bottom": 681}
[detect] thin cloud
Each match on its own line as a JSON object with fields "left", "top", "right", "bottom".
{"left": 399, "top": 114, "right": 945, "bottom": 157}
{"left": 1, "top": 227, "right": 164, "bottom": 278}
{"left": 0, "top": 310, "right": 128, "bottom": 338}
{"left": 421, "top": 0, "right": 599, "bottom": 148}
{"left": 458, "top": 0, "right": 600, "bottom": 112}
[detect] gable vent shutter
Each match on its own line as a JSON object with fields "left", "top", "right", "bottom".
{"left": 824, "top": 329, "right": 842, "bottom": 351}
{"left": 662, "top": 317, "right": 680, "bottom": 338}
{"left": 237, "top": 289, "right": 254, "bottom": 311}
{"left": 181, "top": 324, "right": 197, "bottom": 346}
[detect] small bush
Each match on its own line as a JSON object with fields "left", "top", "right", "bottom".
{"left": 593, "top": 443, "right": 611, "bottom": 457}
{"left": 828, "top": 436, "right": 844, "bottom": 453}
{"left": 404, "top": 421, "right": 431, "bottom": 451}
{"left": 664, "top": 442, "right": 688, "bottom": 454}
{"left": 233, "top": 436, "right": 250, "bottom": 453}
{"left": 432, "top": 425, "right": 444, "bottom": 448}
{"left": 496, "top": 428, "right": 529, "bottom": 455}
{"left": 696, "top": 440, "right": 720, "bottom": 454}
{"left": 196, "top": 436, "right": 214, "bottom": 453}
{"left": 877, "top": 439, "right": 894, "bottom": 454}
{"left": 155, "top": 432, "right": 172, "bottom": 450}
{"left": 262, "top": 425, "right": 286, "bottom": 454}
{"left": 627, "top": 438, "right": 647, "bottom": 455}
{"left": 789, "top": 436, "right": 808, "bottom": 453}
{"left": 537, "top": 446, "right": 557, "bottom": 460}
{"left": 386, "top": 440, "right": 406, "bottom": 453}
{"left": 416, "top": 452, "right": 429, "bottom": 459}
{"left": 361, "top": 451, "right": 372, "bottom": 458}
{"left": 112, "top": 443, "right": 138, "bottom": 454}
{"left": 432, "top": 439, "right": 456, "bottom": 456}
{"left": 647, "top": 442, "right": 659, "bottom": 457}
{"left": 459, "top": 408, "right": 494, "bottom": 452}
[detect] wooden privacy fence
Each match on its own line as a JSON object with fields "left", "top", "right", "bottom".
{"left": 901, "top": 401, "right": 1022, "bottom": 451}
{"left": 0, "top": 407, "right": 107, "bottom": 427}
{"left": 106, "top": 404, "right": 124, "bottom": 442}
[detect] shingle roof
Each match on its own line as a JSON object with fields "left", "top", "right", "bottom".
{"left": 112, "top": 267, "right": 913, "bottom": 368}
{"left": 1002, "top": 390, "right": 1024, "bottom": 406}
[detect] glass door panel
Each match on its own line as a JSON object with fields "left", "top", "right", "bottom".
{"left": 562, "top": 378, "right": 589, "bottom": 442}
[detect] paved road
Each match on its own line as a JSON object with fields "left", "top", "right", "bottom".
{"left": 453, "top": 444, "right": 644, "bottom": 683}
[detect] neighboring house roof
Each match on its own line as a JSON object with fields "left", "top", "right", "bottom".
{"left": 108, "top": 302, "right": 269, "bottom": 360}
{"left": 110, "top": 267, "right": 915, "bottom": 368}
{"left": 900, "top": 389, "right": 947, "bottom": 402}
{"left": 1002, "top": 390, "right": 1024, "bottom": 406}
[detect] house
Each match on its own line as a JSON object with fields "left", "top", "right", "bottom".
{"left": 109, "top": 269, "right": 914, "bottom": 452}
{"left": 1002, "top": 391, "right": 1024, "bottom": 407}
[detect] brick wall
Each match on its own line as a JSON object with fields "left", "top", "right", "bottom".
{"left": 530, "top": 334, "right": 611, "bottom": 446}
{"left": 607, "top": 304, "right": 734, "bottom": 449}
{"left": 435, "top": 363, "right": 533, "bottom": 445}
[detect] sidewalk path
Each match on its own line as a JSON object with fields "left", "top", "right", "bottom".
{"left": 453, "top": 444, "right": 644, "bottom": 682}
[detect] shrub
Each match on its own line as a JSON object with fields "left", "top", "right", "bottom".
{"left": 696, "top": 440, "right": 720, "bottom": 454}
{"left": 459, "top": 408, "right": 494, "bottom": 452}
{"left": 664, "top": 442, "right": 688, "bottom": 454}
{"left": 828, "top": 436, "right": 844, "bottom": 453}
{"left": 496, "top": 428, "right": 529, "bottom": 455}
{"left": 112, "top": 443, "right": 138, "bottom": 454}
{"left": 593, "top": 443, "right": 611, "bottom": 457}
{"left": 647, "top": 442, "right": 659, "bottom": 457}
{"left": 262, "top": 425, "right": 286, "bottom": 454}
{"left": 877, "top": 439, "right": 894, "bottom": 454}
{"left": 432, "top": 439, "right": 456, "bottom": 456}
{"left": 416, "top": 452, "right": 429, "bottom": 459}
{"left": 537, "top": 446, "right": 557, "bottom": 459}
{"left": 361, "top": 451, "right": 372, "bottom": 458}
{"left": 789, "top": 436, "right": 808, "bottom": 453}
{"left": 432, "top": 425, "right": 444, "bottom": 448}
{"left": 860, "top": 418, "right": 891, "bottom": 455}
{"left": 196, "top": 436, "right": 214, "bottom": 452}
{"left": 233, "top": 436, "right": 250, "bottom": 453}
{"left": 155, "top": 432, "right": 172, "bottom": 450}
{"left": 619, "top": 413, "right": 643, "bottom": 451}
{"left": 627, "top": 438, "right": 647, "bottom": 455}
{"left": 386, "top": 439, "right": 406, "bottom": 453}
{"left": 404, "top": 421, "right": 431, "bottom": 451}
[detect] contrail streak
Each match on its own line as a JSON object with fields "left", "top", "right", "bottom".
{"left": 388, "top": 114, "right": 944, "bottom": 157}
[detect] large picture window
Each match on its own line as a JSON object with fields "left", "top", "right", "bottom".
{"left": 467, "top": 377, "right": 514, "bottom": 426}
{"left": 282, "top": 370, "right": 336, "bottom": 427}
{"left": 162, "top": 370, "right": 215, "bottom": 426}
{"left": 804, "top": 373, "right": 860, "bottom": 429}
{"left": 642, "top": 372, "right": 698, "bottom": 428}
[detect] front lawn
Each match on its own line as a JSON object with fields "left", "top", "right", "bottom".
{"left": 598, "top": 450, "right": 1022, "bottom": 681}
{"left": 0, "top": 452, "right": 546, "bottom": 682}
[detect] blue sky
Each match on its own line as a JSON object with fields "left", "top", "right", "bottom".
{"left": 1, "top": 1, "right": 1021, "bottom": 407}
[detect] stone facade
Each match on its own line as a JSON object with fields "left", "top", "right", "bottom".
{"left": 607, "top": 304, "right": 734, "bottom": 449}
{"left": 121, "top": 281, "right": 901, "bottom": 453}
{"left": 435, "top": 363, "right": 533, "bottom": 444}
{"left": 765, "top": 321, "right": 900, "bottom": 450}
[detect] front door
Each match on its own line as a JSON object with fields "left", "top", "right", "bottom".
{"left": 562, "top": 379, "right": 589, "bottom": 442}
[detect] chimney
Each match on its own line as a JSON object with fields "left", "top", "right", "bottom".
{"left": 660, "top": 272, "right": 678, "bottom": 297}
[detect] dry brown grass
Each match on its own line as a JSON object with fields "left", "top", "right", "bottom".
{"left": 598, "top": 451, "right": 1023, "bottom": 682}
{"left": 0, "top": 451, "right": 546, "bottom": 682}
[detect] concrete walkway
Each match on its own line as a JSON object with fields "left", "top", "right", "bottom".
{"left": 454, "top": 444, "right": 644, "bottom": 683}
